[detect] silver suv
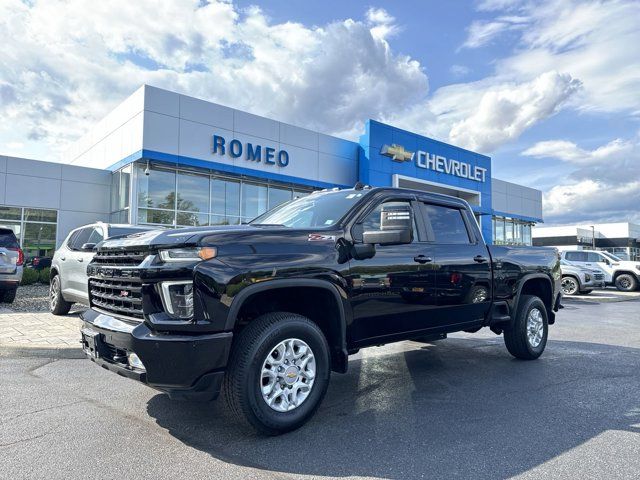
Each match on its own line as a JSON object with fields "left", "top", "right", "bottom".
{"left": 50, "top": 223, "right": 157, "bottom": 315}
{"left": 0, "top": 227, "right": 24, "bottom": 303}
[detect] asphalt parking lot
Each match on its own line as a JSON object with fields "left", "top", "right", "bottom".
{"left": 1, "top": 299, "right": 639, "bottom": 480}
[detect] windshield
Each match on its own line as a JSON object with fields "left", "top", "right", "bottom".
{"left": 250, "top": 190, "right": 368, "bottom": 228}
{"left": 600, "top": 251, "right": 622, "bottom": 262}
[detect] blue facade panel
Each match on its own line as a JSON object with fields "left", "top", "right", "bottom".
{"left": 359, "top": 120, "right": 494, "bottom": 243}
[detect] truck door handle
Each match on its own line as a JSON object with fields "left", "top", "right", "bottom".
{"left": 474, "top": 255, "right": 488, "bottom": 263}
{"left": 60, "top": 256, "right": 66, "bottom": 261}
{"left": 77, "top": 258, "right": 84, "bottom": 262}
{"left": 414, "top": 255, "right": 432, "bottom": 264}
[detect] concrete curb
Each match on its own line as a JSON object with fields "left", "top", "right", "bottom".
{"left": 563, "top": 296, "right": 640, "bottom": 304}
{"left": 0, "top": 344, "right": 85, "bottom": 359}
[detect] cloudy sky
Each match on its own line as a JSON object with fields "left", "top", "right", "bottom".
{"left": 1, "top": 0, "right": 639, "bottom": 225}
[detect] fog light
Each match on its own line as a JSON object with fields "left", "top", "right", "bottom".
{"left": 127, "top": 353, "right": 146, "bottom": 371}
{"left": 585, "top": 273, "right": 591, "bottom": 282}
{"left": 160, "top": 281, "right": 194, "bottom": 319}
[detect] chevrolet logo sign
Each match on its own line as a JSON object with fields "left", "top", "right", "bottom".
{"left": 381, "top": 144, "right": 413, "bottom": 162}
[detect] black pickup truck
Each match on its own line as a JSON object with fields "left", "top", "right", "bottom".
{"left": 81, "top": 186, "right": 562, "bottom": 434}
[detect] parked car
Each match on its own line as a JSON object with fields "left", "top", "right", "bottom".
{"left": 49, "top": 223, "right": 159, "bottom": 315}
{"left": 25, "top": 256, "right": 52, "bottom": 270}
{"left": 80, "top": 186, "right": 562, "bottom": 435}
{"left": 559, "top": 259, "right": 604, "bottom": 295}
{"left": 0, "top": 227, "right": 24, "bottom": 303}
{"left": 561, "top": 250, "right": 640, "bottom": 292}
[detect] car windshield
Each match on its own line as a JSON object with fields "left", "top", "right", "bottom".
{"left": 250, "top": 190, "right": 368, "bottom": 228}
{"left": 600, "top": 251, "right": 622, "bottom": 262}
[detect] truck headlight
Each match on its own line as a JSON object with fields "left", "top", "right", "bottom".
{"left": 584, "top": 273, "right": 591, "bottom": 282}
{"left": 160, "top": 281, "right": 194, "bottom": 319}
{"left": 159, "top": 247, "right": 217, "bottom": 262}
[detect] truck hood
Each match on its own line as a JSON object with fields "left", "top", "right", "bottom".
{"left": 98, "top": 224, "right": 336, "bottom": 251}
{"left": 99, "top": 225, "right": 263, "bottom": 250}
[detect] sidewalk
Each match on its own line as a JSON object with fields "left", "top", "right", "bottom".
{"left": 563, "top": 288, "right": 640, "bottom": 303}
{"left": 0, "top": 309, "right": 85, "bottom": 358}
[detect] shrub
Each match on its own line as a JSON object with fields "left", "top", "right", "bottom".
{"left": 21, "top": 268, "right": 40, "bottom": 286}
{"left": 39, "top": 267, "right": 51, "bottom": 284}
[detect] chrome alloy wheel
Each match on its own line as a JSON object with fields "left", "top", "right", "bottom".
{"left": 526, "top": 307, "right": 544, "bottom": 348}
{"left": 561, "top": 277, "right": 578, "bottom": 295}
{"left": 260, "top": 338, "right": 316, "bottom": 412}
{"left": 619, "top": 277, "right": 631, "bottom": 289}
{"left": 50, "top": 277, "right": 59, "bottom": 311}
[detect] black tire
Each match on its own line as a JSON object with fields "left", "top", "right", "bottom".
{"left": 49, "top": 274, "right": 72, "bottom": 315}
{"left": 561, "top": 276, "right": 579, "bottom": 295}
{"left": 223, "top": 312, "right": 331, "bottom": 435}
{"left": 0, "top": 287, "right": 17, "bottom": 303}
{"left": 614, "top": 274, "right": 637, "bottom": 292}
{"left": 503, "top": 295, "right": 548, "bottom": 360}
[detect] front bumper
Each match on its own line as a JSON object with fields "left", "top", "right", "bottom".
{"left": 80, "top": 309, "right": 232, "bottom": 401}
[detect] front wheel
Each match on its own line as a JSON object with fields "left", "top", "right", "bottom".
{"left": 223, "top": 312, "right": 331, "bottom": 435}
{"left": 503, "top": 295, "right": 549, "bottom": 360}
{"left": 49, "top": 275, "right": 72, "bottom": 315}
{"left": 561, "top": 276, "right": 579, "bottom": 295}
{"left": 614, "top": 274, "right": 638, "bottom": 292}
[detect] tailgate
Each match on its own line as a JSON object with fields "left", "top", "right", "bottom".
{"left": 0, "top": 247, "right": 18, "bottom": 274}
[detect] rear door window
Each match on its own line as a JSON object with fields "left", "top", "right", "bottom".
{"left": 422, "top": 204, "right": 471, "bottom": 244}
{"left": 0, "top": 229, "right": 19, "bottom": 248}
{"left": 565, "top": 251, "right": 587, "bottom": 262}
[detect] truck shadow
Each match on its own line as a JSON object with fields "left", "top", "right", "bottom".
{"left": 147, "top": 338, "right": 640, "bottom": 479}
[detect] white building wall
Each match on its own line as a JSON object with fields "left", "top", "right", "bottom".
{"left": 0, "top": 155, "right": 111, "bottom": 246}
{"left": 492, "top": 178, "right": 542, "bottom": 220}
{"left": 64, "top": 85, "right": 360, "bottom": 187}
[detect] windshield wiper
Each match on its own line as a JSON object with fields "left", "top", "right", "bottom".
{"left": 251, "top": 223, "right": 287, "bottom": 227}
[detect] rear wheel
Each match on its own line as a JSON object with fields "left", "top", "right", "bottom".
{"left": 561, "top": 276, "right": 579, "bottom": 295}
{"left": 614, "top": 274, "right": 637, "bottom": 292}
{"left": 223, "top": 312, "right": 331, "bottom": 435}
{"left": 0, "top": 287, "right": 17, "bottom": 303}
{"left": 503, "top": 295, "right": 548, "bottom": 360}
{"left": 49, "top": 275, "right": 72, "bottom": 315}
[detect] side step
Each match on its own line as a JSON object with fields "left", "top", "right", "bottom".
{"left": 411, "top": 332, "right": 447, "bottom": 344}
{"left": 489, "top": 301, "right": 511, "bottom": 327}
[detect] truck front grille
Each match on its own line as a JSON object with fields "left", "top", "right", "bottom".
{"left": 89, "top": 278, "right": 144, "bottom": 320}
{"left": 92, "top": 249, "right": 149, "bottom": 266}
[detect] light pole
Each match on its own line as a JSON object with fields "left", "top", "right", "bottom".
{"left": 591, "top": 225, "right": 595, "bottom": 249}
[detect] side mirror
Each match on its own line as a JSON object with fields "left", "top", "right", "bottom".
{"left": 81, "top": 243, "right": 97, "bottom": 251}
{"left": 362, "top": 204, "right": 413, "bottom": 246}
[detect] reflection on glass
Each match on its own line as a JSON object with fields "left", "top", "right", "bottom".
{"left": 177, "top": 212, "right": 209, "bottom": 227}
{"left": 268, "top": 186, "right": 292, "bottom": 209}
{"left": 211, "top": 178, "right": 240, "bottom": 216}
{"left": 242, "top": 183, "right": 268, "bottom": 219}
{"left": 177, "top": 172, "right": 209, "bottom": 213}
{"left": 138, "top": 208, "right": 175, "bottom": 226}
{"left": 24, "top": 208, "right": 57, "bottom": 223}
{"left": 23, "top": 223, "right": 57, "bottom": 257}
{"left": 210, "top": 214, "right": 241, "bottom": 226}
{"left": 137, "top": 165, "right": 176, "bottom": 209}
{"left": 0, "top": 207, "right": 22, "bottom": 221}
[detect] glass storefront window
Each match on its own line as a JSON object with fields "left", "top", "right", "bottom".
{"left": 492, "top": 216, "right": 533, "bottom": 246}
{"left": 242, "top": 182, "right": 268, "bottom": 220}
{"left": 177, "top": 212, "right": 209, "bottom": 227}
{"left": 24, "top": 208, "right": 57, "bottom": 223}
{"left": 177, "top": 172, "right": 209, "bottom": 213}
{"left": 0, "top": 207, "right": 21, "bottom": 221}
{"left": 268, "top": 186, "right": 292, "bottom": 209}
{"left": 211, "top": 178, "right": 240, "bottom": 217}
{"left": 137, "top": 165, "right": 176, "bottom": 210}
{"left": 138, "top": 208, "right": 175, "bottom": 226}
{"left": 22, "top": 223, "right": 57, "bottom": 258}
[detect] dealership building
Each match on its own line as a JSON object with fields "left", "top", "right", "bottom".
{"left": 0, "top": 85, "right": 543, "bottom": 258}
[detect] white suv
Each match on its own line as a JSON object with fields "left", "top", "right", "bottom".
{"left": 561, "top": 250, "right": 640, "bottom": 292}
{"left": 49, "top": 223, "right": 157, "bottom": 314}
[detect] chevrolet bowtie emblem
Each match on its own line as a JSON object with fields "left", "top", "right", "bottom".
{"left": 381, "top": 144, "right": 413, "bottom": 162}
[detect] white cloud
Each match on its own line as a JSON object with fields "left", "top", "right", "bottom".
{"left": 523, "top": 135, "right": 640, "bottom": 224}
{"left": 449, "top": 65, "right": 470, "bottom": 78}
{"left": 471, "top": 0, "right": 640, "bottom": 114}
{"left": 0, "top": 1, "right": 425, "bottom": 156}
{"left": 522, "top": 138, "right": 634, "bottom": 166}
{"left": 461, "top": 16, "right": 527, "bottom": 49}
{"left": 447, "top": 71, "right": 580, "bottom": 152}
